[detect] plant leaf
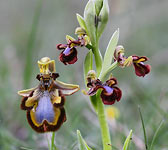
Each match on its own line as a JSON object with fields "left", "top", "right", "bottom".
{"left": 76, "top": 13, "right": 88, "bottom": 32}
{"left": 149, "top": 120, "right": 164, "bottom": 150}
{"left": 84, "top": 0, "right": 96, "bottom": 47}
{"left": 138, "top": 106, "right": 148, "bottom": 150}
{"left": 77, "top": 130, "right": 92, "bottom": 150}
{"left": 100, "top": 29, "right": 119, "bottom": 75}
{"left": 122, "top": 130, "right": 133, "bottom": 150}
{"left": 97, "top": 0, "right": 109, "bottom": 38}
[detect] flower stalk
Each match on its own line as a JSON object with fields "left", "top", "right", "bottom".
{"left": 92, "top": 29, "right": 112, "bottom": 150}
{"left": 97, "top": 91, "right": 111, "bottom": 150}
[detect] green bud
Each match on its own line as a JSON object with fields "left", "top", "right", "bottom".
{"left": 66, "top": 35, "right": 76, "bottom": 43}
{"left": 97, "top": 0, "right": 109, "bottom": 38}
{"left": 75, "top": 27, "right": 86, "bottom": 35}
{"left": 87, "top": 70, "right": 97, "bottom": 79}
{"left": 84, "top": 0, "right": 96, "bottom": 47}
{"left": 93, "top": 0, "right": 103, "bottom": 15}
{"left": 76, "top": 13, "right": 88, "bottom": 33}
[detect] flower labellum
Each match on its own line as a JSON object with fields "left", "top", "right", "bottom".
{"left": 132, "top": 55, "right": 151, "bottom": 77}
{"left": 59, "top": 46, "right": 78, "bottom": 65}
{"left": 18, "top": 57, "right": 79, "bottom": 133}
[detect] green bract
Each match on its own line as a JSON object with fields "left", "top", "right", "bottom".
{"left": 122, "top": 130, "right": 133, "bottom": 150}
{"left": 99, "top": 29, "right": 119, "bottom": 80}
{"left": 84, "top": 0, "right": 97, "bottom": 47}
{"left": 94, "top": 0, "right": 103, "bottom": 15}
{"left": 77, "top": 130, "right": 92, "bottom": 150}
{"left": 76, "top": 13, "right": 88, "bottom": 33}
{"left": 97, "top": 0, "right": 109, "bottom": 38}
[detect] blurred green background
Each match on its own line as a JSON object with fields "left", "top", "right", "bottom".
{"left": 0, "top": 0, "right": 168, "bottom": 149}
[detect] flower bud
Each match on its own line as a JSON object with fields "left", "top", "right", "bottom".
{"left": 87, "top": 70, "right": 97, "bottom": 83}
{"left": 75, "top": 27, "right": 87, "bottom": 36}
{"left": 97, "top": 0, "right": 109, "bottom": 38}
{"left": 84, "top": 0, "right": 96, "bottom": 47}
{"left": 93, "top": 0, "right": 103, "bottom": 15}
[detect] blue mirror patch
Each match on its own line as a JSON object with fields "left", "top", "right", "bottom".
{"left": 35, "top": 91, "right": 55, "bottom": 124}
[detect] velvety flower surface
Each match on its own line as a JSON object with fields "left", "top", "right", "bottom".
{"left": 132, "top": 55, "right": 151, "bottom": 77}
{"left": 58, "top": 46, "right": 78, "bottom": 65}
{"left": 87, "top": 78, "right": 122, "bottom": 105}
{"left": 57, "top": 27, "right": 90, "bottom": 65}
{"left": 18, "top": 57, "right": 79, "bottom": 133}
{"left": 57, "top": 42, "right": 79, "bottom": 65}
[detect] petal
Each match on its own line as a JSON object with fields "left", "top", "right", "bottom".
{"left": 133, "top": 63, "right": 151, "bottom": 77}
{"left": 102, "top": 86, "right": 113, "bottom": 95}
{"left": 105, "top": 78, "right": 117, "bottom": 87}
{"left": 18, "top": 87, "right": 41, "bottom": 110}
{"left": 27, "top": 107, "right": 66, "bottom": 133}
{"left": 26, "top": 91, "right": 66, "bottom": 133}
{"left": 51, "top": 90, "right": 65, "bottom": 107}
{"left": 132, "top": 56, "right": 148, "bottom": 63}
{"left": 53, "top": 80, "right": 79, "bottom": 96}
{"left": 87, "top": 84, "right": 103, "bottom": 96}
{"left": 59, "top": 47, "right": 78, "bottom": 65}
{"left": 18, "top": 87, "right": 38, "bottom": 97}
{"left": 56, "top": 44, "right": 67, "bottom": 50}
{"left": 101, "top": 86, "right": 122, "bottom": 105}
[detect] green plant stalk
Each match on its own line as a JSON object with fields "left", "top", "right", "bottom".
{"left": 92, "top": 38, "right": 102, "bottom": 76}
{"left": 92, "top": 34, "right": 111, "bottom": 150}
{"left": 97, "top": 91, "right": 111, "bottom": 150}
{"left": 51, "top": 132, "right": 56, "bottom": 150}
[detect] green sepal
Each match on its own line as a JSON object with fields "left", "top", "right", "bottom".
{"left": 66, "top": 35, "right": 76, "bottom": 43}
{"left": 122, "top": 130, "right": 133, "bottom": 150}
{"left": 94, "top": 0, "right": 103, "bottom": 15}
{"left": 100, "top": 29, "right": 119, "bottom": 78}
{"left": 76, "top": 13, "right": 88, "bottom": 33}
{"left": 84, "top": 0, "right": 97, "bottom": 47}
{"left": 77, "top": 130, "right": 92, "bottom": 150}
{"left": 97, "top": 0, "right": 109, "bottom": 38}
{"left": 54, "top": 80, "right": 79, "bottom": 96}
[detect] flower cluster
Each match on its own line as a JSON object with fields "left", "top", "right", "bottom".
{"left": 57, "top": 27, "right": 90, "bottom": 65}
{"left": 18, "top": 57, "right": 79, "bottom": 132}
{"left": 114, "top": 45, "right": 151, "bottom": 77}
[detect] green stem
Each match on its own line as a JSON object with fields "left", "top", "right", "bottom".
{"left": 51, "top": 132, "right": 56, "bottom": 150}
{"left": 92, "top": 38, "right": 102, "bottom": 76}
{"left": 92, "top": 31, "right": 111, "bottom": 150}
{"left": 97, "top": 91, "right": 112, "bottom": 150}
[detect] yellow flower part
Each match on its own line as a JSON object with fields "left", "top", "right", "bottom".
{"left": 106, "top": 106, "right": 120, "bottom": 120}
{"left": 37, "top": 57, "right": 56, "bottom": 74}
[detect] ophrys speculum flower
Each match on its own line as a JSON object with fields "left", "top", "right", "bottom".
{"left": 18, "top": 57, "right": 79, "bottom": 133}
